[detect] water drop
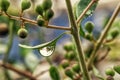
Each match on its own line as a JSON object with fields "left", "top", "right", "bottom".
{"left": 39, "top": 46, "right": 55, "bottom": 57}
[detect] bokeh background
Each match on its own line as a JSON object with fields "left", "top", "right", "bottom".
{"left": 0, "top": 0, "right": 120, "bottom": 80}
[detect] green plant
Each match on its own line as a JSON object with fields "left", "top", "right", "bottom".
{"left": 0, "top": 0, "right": 120, "bottom": 80}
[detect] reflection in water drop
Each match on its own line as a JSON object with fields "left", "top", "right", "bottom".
{"left": 39, "top": 46, "right": 55, "bottom": 57}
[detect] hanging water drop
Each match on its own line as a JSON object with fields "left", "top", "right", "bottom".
{"left": 39, "top": 46, "right": 55, "bottom": 57}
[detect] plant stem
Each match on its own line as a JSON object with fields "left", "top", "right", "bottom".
{"left": 3, "top": 20, "right": 14, "bottom": 80}
{"left": 87, "top": 2, "right": 120, "bottom": 68}
{"left": 3, "top": 12, "right": 70, "bottom": 31}
{"left": 65, "top": 0, "right": 91, "bottom": 80}
{"left": 0, "top": 62, "right": 36, "bottom": 80}
{"left": 76, "top": 0, "right": 99, "bottom": 24}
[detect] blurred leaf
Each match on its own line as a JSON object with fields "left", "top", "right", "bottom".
{"left": 79, "top": 24, "right": 85, "bottom": 37}
{"left": 93, "top": 66, "right": 105, "bottom": 80}
{"left": 75, "top": 0, "right": 98, "bottom": 20}
{"left": 49, "top": 66, "right": 60, "bottom": 80}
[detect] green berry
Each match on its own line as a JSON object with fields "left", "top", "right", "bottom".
{"left": 114, "top": 65, "right": 120, "bottom": 74}
{"left": 49, "top": 66, "right": 60, "bottom": 80}
{"left": 85, "top": 33, "right": 93, "bottom": 41}
{"left": 61, "top": 59, "right": 69, "bottom": 69}
{"left": 63, "top": 43, "right": 74, "bottom": 52}
{"left": 72, "top": 63, "right": 80, "bottom": 73}
{"left": 44, "top": 9, "right": 54, "bottom": 20}
{"left": 1, "top": 0, "right": 10, "bottom": 12}
{"left": 67, "top": 51, "right": 75, "bottom": 60}
{"left": 35, "top": 5, "right": 43, "bottom": 15}
{"left": 0, "top": 23, "right": 9, "bottom": 37}
{"left": 110, "top": 28, "right": 119, "bottom": 39}
{"left": 21, "top": 0, "right": 31, "bottom": 11}
{"left": 85, "top": 21, "right": 94, "bottom": 33}
{"left": 17, "top": 28, "right": 28, "bottom": 39}
{"left": 37, "top": 15, "right": 45, "bottom": 26}
{"left": 42, "top": 0, "right": 52, "bottom": 11}
{"left": 65, "top": 67, "right": 74, "bottom": 79}
{"left": 105, "top": 68, "right": 115, "bottom": 76}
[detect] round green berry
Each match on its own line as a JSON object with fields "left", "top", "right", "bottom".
{"left": 17, "top": 28, "right": 28, "bottom": 39}
{"left": 105, "top": 68, "right": 115, "bottom": 76}
{"left": 61, "top": 59, "right": 69, "bottom": 69}
{"left": 113, "top": 65, "right": 120, "bottom": 74}
{"left": 110, "top": 28, "right": 119, "bottom": 39}
{"left": 42, "top": 0, "right": 52, "bottom": 11}
{"left": 44, "top": 9, "right": 54, "bottom": 20}
{"left": 37, "top": 15, "right": 45, "bottom": 26}
{"left": 67, "top": 51, "right": 75, "bottom": 60}
{"left": 0, "top": 23, "right": 9, "bottom": 37}
{"left": 72, "top": 63, "right": 80, "bottom": 73}
{"left": 35, "top": 5, "right": 43, "bottom": 15}
{"left": 85, "top": 21, "right": 94, "bottom": 33}
{"left": 1, "top": 0, "right": 10, "bottom": 12}
{"left": 63, "top": 43, "right": 74, "bottom": 52}
{"left": 85, "top": 33, "right": 93, "bottom": 41}
{"left": 65, "top": 67, "right": 74, "bottom": 79}
{"left": 21, "top": 0, "right": 31, "bottom": 11}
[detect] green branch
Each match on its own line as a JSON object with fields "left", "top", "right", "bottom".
{"left": 65, "top": 0, "right": 91, "bottom": 80}
{"left": 87, "top": 2, "right": 120, "bottom": 68}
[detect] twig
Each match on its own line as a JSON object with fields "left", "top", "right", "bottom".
{"left": 35, "top": 69, "right": 49, "bottom": 78}
{"left": 87, "top": 2, "right": 120, "bottom": 68}
{"left": 0, "top": 62, "right": 36, "bottom": 80}
{"left": 65, "top": 0, "right": 91, "bottom": 80}
{"left": 76, "top": 0, "right": 99, "bottom": 24}
{"left": 2, "top": 12, "right": 70, "bottom": 31}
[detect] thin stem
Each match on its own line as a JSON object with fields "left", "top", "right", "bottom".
{"left": 2, "top": 12, "right": 70, "bottom": 31}
{"left": 3, "top": 20, "right": 14, "bottom": 80}
{"left": 0, "top": 62, "right": 36, "bottom": 80}
{"left": 76, "top": 0, "right": 99, "bottom": 24}
{"left": 65, "top": 0, "right": 91, "bottom": 80}
{"left": 87, "top": 2, "right": 120, "bottom": 68}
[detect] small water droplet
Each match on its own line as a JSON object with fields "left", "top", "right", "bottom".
{"left": 39, "top": 46, "right": 55, "bottom": 57}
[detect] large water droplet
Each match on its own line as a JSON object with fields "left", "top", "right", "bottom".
{"left": 39, "top": 46, "right": 55, "bottom": 57}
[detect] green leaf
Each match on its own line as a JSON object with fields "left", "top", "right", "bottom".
{"left": 75, "top": 0, "right": 98, "bottom": 20}
{"left": 49, "top": 66, "right": 60, "bottom": 80}
{"left": 93, "top": 66, "right": 105, "bottom": 80}
{"left": 79, "top": 24, "right": 85, "bottom": 37}
{"left": 19, "top": 32, "right": 66, "bottom": 49}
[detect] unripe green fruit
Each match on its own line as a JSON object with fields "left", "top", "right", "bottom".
{"left": 0, "top": 23, "right": 9, "bottom": 37}
{"left": 21, "top": 0, "right": 31, "bottom": 11}
{"left": 35, "top": 5, "right": 43, "bottom": 15}
{"left": 63, "top": 44, "right": 74, "bottom": 52}
{"left": 1, "top": 0, "right": 10, "bottom": 12}
{"left": 37, "top": 15, "right": 45, "bottom": 26}
{"left": 85, "top": 21, "right": 94, "bottom": 33}
{"left": 17, "top": 28, "right": 28, "bottom": 39}
{"left": 42, "top": 0, "right": 52, "bottom": 11}
{"left": 105, "top": 68, "right": 115, "bottom": 76}
{"left": 49, "top": 66, "right": 60, "bottom": 80}
{"left": 110, "top": 28, "right": 119, "bottom": 39}
{"left": 65, "top": 67, "right": 74, "bottom": 79}
{"left": 44, "top": 9, "right": 54, "bottom": 20}
{"left": 113, "top": 65, "right": 120, "bottom": 74}
{"left": 72, "top": 63, "right": 80, "bottom": 73}
{"left": 85, "top": 33, "right": 93, "bottom": 41}
{"left": 61, "top": 59, "right": 69, "bottom": 69}
{"left": 67, "top": 51, "right": 75, "bottom": 60}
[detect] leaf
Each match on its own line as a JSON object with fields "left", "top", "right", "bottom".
{"left": 79, "top": 24, "right": 85, "bottom": 37}
{"left": 49, "top": 66, "right": 60, "bottom": 80}
{"left": 93, "top": 66, "right": 105, "bottom": 80}
{"left": 19, "top": 32, "right": 66, "bottom": 49}
{"left": 75, "top": 0, "right": 98, "bottom": 20}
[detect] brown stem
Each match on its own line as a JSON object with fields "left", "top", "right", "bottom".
{"left": 2, "top": 12, "right": 70, "bottom": 31}
{"left": 0, "top": 62, "right": 36, "bottom": 80}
